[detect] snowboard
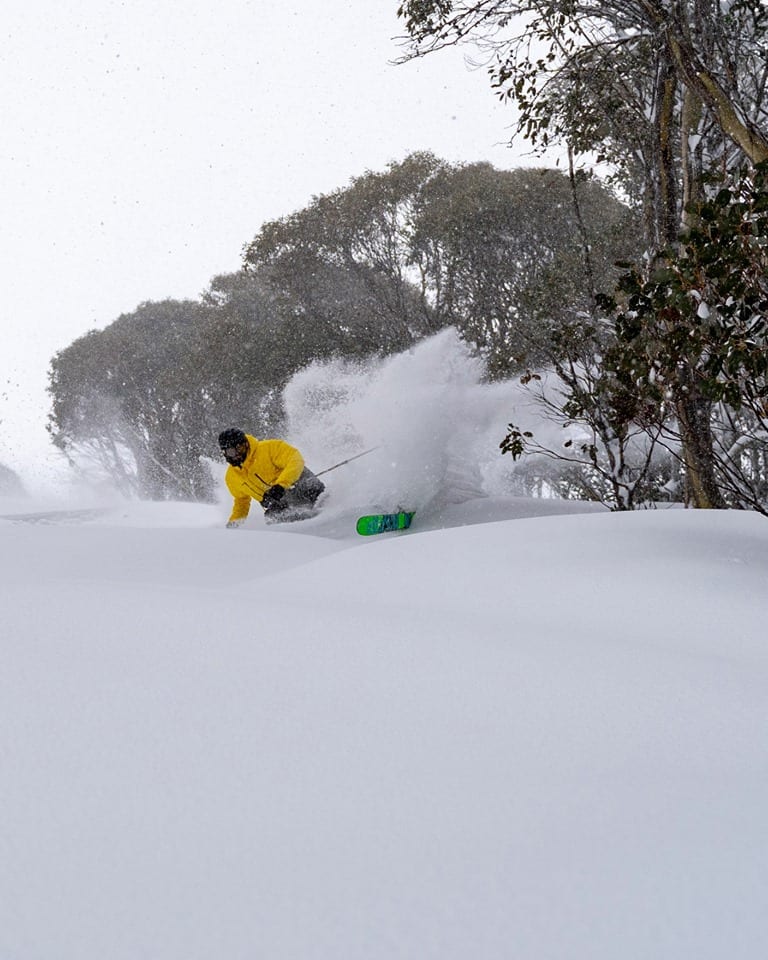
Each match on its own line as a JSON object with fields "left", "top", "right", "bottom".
{"left": 356, "top": 511, "right": 415, "bottom": 536}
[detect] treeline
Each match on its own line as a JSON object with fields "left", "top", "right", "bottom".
{"left": 48, "top": 152, "right": 640, "bottom": 500}
{"left": 46, "top": 2, "right": 768, "bottom": 513}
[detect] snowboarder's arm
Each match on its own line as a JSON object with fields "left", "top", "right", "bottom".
{"left": 266, "top": 440, "right": 305, "bottom": 488}
{"left": 224, "top": 467, "right": 252, "bottom": 523}
{"left": 229, "top": 495, "right": 251, "bottom": 523}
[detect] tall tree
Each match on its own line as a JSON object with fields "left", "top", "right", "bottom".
{"left": 49, "top": 300, "right": 217, "bottom": 500}
{"left": 245, "top": 151, "right": 447, "bottom": 342}
{"left": 248, "top": 152, "right": 641, "bottom": 378}
{"left": 411, "top": 161, "right": 642, "bottom": 375}
{"left": 397, "top": 0, "right": 768, "bottom": 507}
{"left": 601, "top": 163, "right": 768, "bottom": 512}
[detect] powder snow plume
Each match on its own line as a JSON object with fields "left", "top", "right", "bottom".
{"left": 281, "top": 328, "right": 544, "bottom": 513}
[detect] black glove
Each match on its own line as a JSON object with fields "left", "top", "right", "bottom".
{"left": 262, "top": 484, "right": 285, "bottom": 508}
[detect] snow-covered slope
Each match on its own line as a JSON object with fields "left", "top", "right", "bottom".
{"left": 1, "top": 497, "right": 767, "bottom": 960}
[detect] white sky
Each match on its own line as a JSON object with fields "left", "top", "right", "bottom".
{"left": 1, "top": 0, "right": 559, "bottom": 463}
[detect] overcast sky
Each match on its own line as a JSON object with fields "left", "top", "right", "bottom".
{"left": 1, "top": 0, "right": 561, "bottom": 465}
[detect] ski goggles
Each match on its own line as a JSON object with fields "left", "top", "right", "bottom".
{"left": 222, "top": 442, "right": 248, "bottom": 462}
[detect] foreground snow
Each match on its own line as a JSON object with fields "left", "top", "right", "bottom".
{"left": 1, "top": 497, "right": 767, "bottom": 959}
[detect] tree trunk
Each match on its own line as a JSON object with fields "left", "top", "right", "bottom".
{"left": 639, "top": 0, "right": 768, "bottom": 164}
{"left": 654, "top": 53, "right": 680, "bottom": 246}
{"left": 680, "top": 87, "right": 705, "bottom": 231}
{"left": 675, "top": 373, "right": 728, "bottom": 509}
{"left": 651, "top": 48, "right": 725, "bottom": 508}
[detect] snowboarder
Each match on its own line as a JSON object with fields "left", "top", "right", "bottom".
{"left": 218, "top": 428, "right": 325, "bottom": 527}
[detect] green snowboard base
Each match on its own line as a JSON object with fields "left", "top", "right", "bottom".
{"left": 356, "top": 511, "right": 415, "bottom": 536}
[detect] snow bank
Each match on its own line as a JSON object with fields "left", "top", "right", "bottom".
{"left": 1, "top": 504, "right": 767, "bottom": 959}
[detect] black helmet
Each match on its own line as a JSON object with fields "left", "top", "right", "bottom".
{"left": 218, "top": 428, "right": 247, "bottom": 450}
{"left": 218, "top": 428, "right": 249, "bottom": 466}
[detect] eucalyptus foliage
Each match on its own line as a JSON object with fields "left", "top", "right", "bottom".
{"left": 248, "top": 153, "right": 641, "bottom": 377}
{"left": 601, "top": 162, "right": 768, "bottom": 510}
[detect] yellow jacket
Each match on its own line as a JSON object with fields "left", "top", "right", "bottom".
{"left": 225, "top": 434, "right": 305, "bottom": 521}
